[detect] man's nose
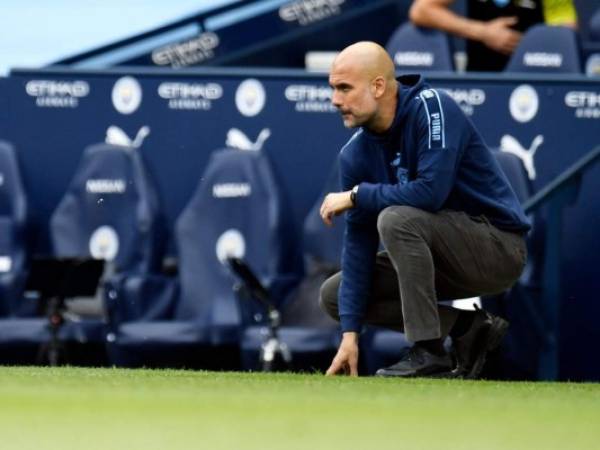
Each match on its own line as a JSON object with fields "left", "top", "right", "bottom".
{"left": 331, "top": 91, "right": 342, "bottom": 108}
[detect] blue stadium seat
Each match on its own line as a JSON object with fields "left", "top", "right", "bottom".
{"left": 106, "top": 148, "right": 302, "bottom": 368}
{"left": 48, "top": 143, "right": 166, "bottom": 346}
{"left": 386, "top": 22, "right": 454, "bottom": 73}
{"left": 0, "top": 141, "right": 49, "bottom": 363}
{"left": 51, "top": 143, "right": 165, "bottom": 274}
{"left": 590, "top": 8, "right": 600, "bottom": 41}
{"left": 240, "top": 162, "right": 343, "bottom": 372}
{"left": 505, "top": 25, "right": 582, "bottom": 74}
{"left": 0, "top": 141, "right": 30, "bottom": 317}
{"left": 480, "top": 150, "right": 545, "bottom": 379}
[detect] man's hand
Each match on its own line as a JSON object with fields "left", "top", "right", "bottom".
{"left": 320, "top": 191, "right": 353, "bottom": 226}
{"left": 326, "top": 332, "right": 359, "bottom": 376}
{"left": 480, "top": 16, "right": 522, "bottom": 55}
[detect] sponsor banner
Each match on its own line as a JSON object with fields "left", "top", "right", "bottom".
{"left": 523, "top": 52, "right": 563, "bottom": 68}
{"left": 284, "top": 84, "right": 336, "bottom": 113}
{"left": 279, "top": 0, "right": 347, "bottom": 26}
{"left": 25, "top": 79, "right": 89, "bottom": 108}
{"left": 564, "top": 91, "right": 600, "bottom": 119}
{"left": 442, "top": 88, "right": 486, "bottom": 116}
{"left": 85, "top": 179, "right": 127, "bottom": 194}
{"left": 158, "top": 81, "right": 223, "bottom": 111}
{"left": 152, "top": 32, "right": 220, "bottom": 68}
{"left": 393, "top": 51, "right": 434, "bottom": 67}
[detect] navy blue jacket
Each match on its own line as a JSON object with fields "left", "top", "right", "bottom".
{"left": 338, "top": 75, "right": 531, "bottom": 333}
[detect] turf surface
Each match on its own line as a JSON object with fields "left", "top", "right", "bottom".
{"left": 0, "top": 367, "right": 598, "bottom": 450}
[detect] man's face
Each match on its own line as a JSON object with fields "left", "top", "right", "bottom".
{"left": 329, "top": 63, "right": 378, "bottom": 129}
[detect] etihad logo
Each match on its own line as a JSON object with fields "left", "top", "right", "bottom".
{"left": 86, "top": 179, "right": 127, "bottom": 194}
{"left": 279, "top": 0, "right": 345, "bottom": 26}
{"left": 500, "top": 134, "right": 543, "bottom": 180}
{"left": 158, "top": 82, "right": 223, "bottom": 110}
{"left": 523, "top": 52, "right": 563, "bottom": 68}
{"left": 226, "top": 128, "right": 271, "bottom": 151}
{"left": 25, "top": 80, "right": 89, "bottom": 108}
{"left": 443, "top": 88, "right": 486, "bottom": 116}
{"left": 212, "top": 183, "right": 252, "bottom": 198}
{"left": 152, "top": 31, "right": 220, "bottom": 68}
{"left": 284, "top": 84, "right": 335, "bottom": 113}
{"left": 394, "top": 52, "right": 434, "bottom": 67}
{"left": 565, "top": 91, "right": 600, "bottom": 119}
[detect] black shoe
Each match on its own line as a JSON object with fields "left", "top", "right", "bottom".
{"left": 451, "top": 306, "right": 509, "bottom": 379}
{"left": 375, "top": 345, "right": 453, "bottom": 378}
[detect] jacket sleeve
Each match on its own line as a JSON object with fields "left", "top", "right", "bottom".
{"left": 356, "top": 92, "right": 467, "bottom": 213}
{"left": 337, "top": 150, "right": 379, "bottom": 333}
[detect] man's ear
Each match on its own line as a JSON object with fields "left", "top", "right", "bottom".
{"left": 372, "top": 76, "right": 386, "bottom": 98}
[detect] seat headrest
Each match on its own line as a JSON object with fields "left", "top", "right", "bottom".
{"left": 386, "top": 22, "right": 454, "bottom": 72}
{"left": 505, "top": 25, "right": 582, "bottom": 73}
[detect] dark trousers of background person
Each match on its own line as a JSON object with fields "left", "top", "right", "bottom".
{"left": 320, "top": 206, "right": 527, "bottom": 341}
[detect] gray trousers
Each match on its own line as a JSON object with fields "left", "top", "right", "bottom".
{"left": 320, "top": 206, "right": 527, "bottom": 342}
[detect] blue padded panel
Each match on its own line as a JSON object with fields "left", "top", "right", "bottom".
{"left": 505, "top": 25, "right": 582, "bottom": 73}
{"left": 117, "top": 321, "right": 211, "bottom": 345}
{"left": 0, "top": 318, "right": 48, "bottom": 343}
{"left": 493, "top": 150, "right": 532, "bottom": 204}
{"left": 0, "top": 141, "right": 27, "bottom": 221}
{"left": 0, "top": 141, "right": 29, "bottom": 317}
{"left": 104, "top": 274, "right": 177, "bottom": 325}
{"left": 175, "top": 148, "right": 301, "bottom": 327}
{"left": 386, "top": 22, "right": 454, "bottom": 72}
{"left": 50, "top": 143, "right": 164, "bottom": 273}
{"left": 302, "top": 161, "right": 344, "bottom": 266}
{"left": 590, "top": 8, "right": 600, "bottom": 41}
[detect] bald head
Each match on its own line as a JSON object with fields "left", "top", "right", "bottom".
{"left": 329, "top": 41, "right": 398, "bottom": 132}
{"left": 333, "top": 41, "right": 396, "bottom": 85}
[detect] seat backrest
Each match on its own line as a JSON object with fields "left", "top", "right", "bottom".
{"left": 505, "top": 25, "right": 582, "bottom": 74}
{"left": 280, "top": 161, "right": 344, "bottom": 328}
{"left": 493, "top": 150, "right": 532, "bottom": 203}
{"left": 0, "top": 140, "right": 29, "bottom": 316}
{"left": 386, "top": 22, "right": 454, "bottom": 73}
{"left": 50, "top": 143, "right": 164, "bottom": 274}
{"left": 174, "top": 148, "right": 301, "bottom": 324}
{"left": 493, "top": 150, "right": 543, "bottom": 286}
{"left": 590, "top": 7, "right": 600, "bottom": 41}
{"left": 302, "top": 160, "right": 344, "bottom": 267}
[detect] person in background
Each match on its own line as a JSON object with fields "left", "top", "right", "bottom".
{"left": 409, "top": 0, "right": 578, "bottom": 71}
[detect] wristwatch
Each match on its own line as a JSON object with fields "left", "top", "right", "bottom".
{"left": 350, "top": 185, "right": 359, "bottom": 206}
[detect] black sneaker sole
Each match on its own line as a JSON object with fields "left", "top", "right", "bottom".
{"left": 465, "top": 316, "right": 509, "bottom": 379}
{"left": 375, "top": 363, "right": 453, "bottom": 378}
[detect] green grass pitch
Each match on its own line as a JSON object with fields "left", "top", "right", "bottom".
{"left": 0, "top": 366, "right": 598, "bottom": 450}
